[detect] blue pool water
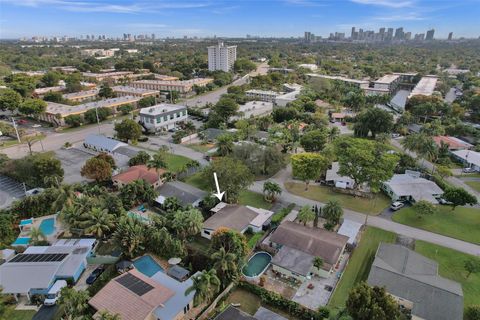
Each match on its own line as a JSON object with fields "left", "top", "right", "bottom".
{"left": 12, "top": 237, "right": 31, "bottom": 246}
{"left": 39, "top": 218, "right": 55, "bottom": 236}
{"left": 20, "top": 218, "right": 33, "bottom": 226}
{"left": 133, "top": 255, "right": 164, "bottom": 277}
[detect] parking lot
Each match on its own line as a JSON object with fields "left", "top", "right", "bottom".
{"left": 0, "top": 175, "right": 26, "bottom": 209}
{"left": 54, "top": 148, "right": 94, "bottom": 184}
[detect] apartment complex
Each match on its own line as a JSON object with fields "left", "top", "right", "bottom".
{"left": 131, "top": 78, "right": 213, "bottom": 95}
{"left": 62, "top": 89, "right": 99, "bottom": 102}
{"left": 139, "top": 103, "right": 188, "bottom": 133}
{"left": 112, "top": 86, "right": 158, "bottom": 98}
{"left": 208, "top": 41, "right": 237, "bottom": 72}
{"left": 82, "top": 71, "right": 150, "bottom": 82}
{"left": 408, "top": 75, "right": 438, "bottom": 99}
{"left": 245, "top": 89, "right": 278, "bottom": 102}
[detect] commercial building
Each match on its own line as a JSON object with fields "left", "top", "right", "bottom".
{"left": 33, "top": 86, "right": 65, "bottom": 97}
{"left": 62, "top": 89, "right": 99, "bottom": 102}
{"left": 39, "top": 96, "right": 141, "bottom": 126}
{"left": 408, "top": 75, "right": 438, "bottom": 99}
{"left": 89, "top": 269, "right": 196, "bottom": 320}
{"left": 112, "top": 85, "right": 158, "bottom": 98}
{"left": 232, "top": 101, "right": 274, "bottom": 121}
{"left": 82, "top": 71, "right": 150, "bottom": 83}
{"left": 269, "top": 221, "right": 348, "bottom": 281}
{"left": 372, "top": 74, "right": 401, "bottom": 94}
{"left": 275, "top": 83, "right": 303, "bottom": 107}
{"left": 153, "top": 74, "right": 179, "bottom": 81}
{"left": 139, "top": 103, "right": 187, "bottom": 132}
{"left": 202, "top": 203, "right": 274, "bottom": 239}
{"left": 426, "top": 29, "right": 435, "bottom": 40}
{"left": 245, "top": 89, "right": 278, "bottom": 102}
{"left": 132, "top": 78, "right": 213, "bottom": 95}
{"left": 368, "top": 243, "right": 463, "bottom": 320}
{"left": 208, "top": 41, "right": 237, "bottom": 72}
{"left": 382, "top": 170, "right": 443, "bottom": 204}
{"left": 83, "top": 134, "right": 127, "bottom": 153}
{"left": 0, "top": 239, "right": 95, "bottom": 300}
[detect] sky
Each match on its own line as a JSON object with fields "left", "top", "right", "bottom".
{"left": 0, "top": 0, "right": 479, "bottom": 39}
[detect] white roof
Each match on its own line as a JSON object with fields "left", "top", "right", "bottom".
{"left": 112, "top": 86, "right": 157, "bottom": 94}
{"left": 374, "top": 74, "right": 400, "bottom": 84}
{"left": 0, "top": 249, "right": 15, "bottom": 261}
{"left": 452, "top": 150, "right": 480, "bottom": 167}
{"left": 247, "top": 206, "right": 274, "bottom": 228}
{"left": 45, "top": 96, "right": 140, "bottom": 117}
{"left": 409, "top": 76, "right": 438, "bottom": 98}
{"left": 307, "top": 74, "right": 369, "bottom": 85}
{"left": 140, "top": 103, "right": 186, "bottom": 116}
{"left": 62, "top": 89, "right": 99, "bottom": 100}
{"left": 326, "top": 162, "right": 355, "bottom": 185}
{"left": 337, "top": 220, "right": 362, "bottom": 245}
{"left": 246, "top": 89, "right": 279, "bottom": 96}
{"left": 53, "top": 238, "right": 96, "bottom": 247}
{"left": 384, "top": 173, "right": 443, "bottom": 203}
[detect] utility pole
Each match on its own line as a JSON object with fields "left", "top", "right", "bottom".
{"left": 95, "top": 106, "right": 101, "bottom": 134}
{"left": 11, "top": 118, "right": 21, "bottom": 143}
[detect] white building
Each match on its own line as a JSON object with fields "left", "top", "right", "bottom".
{"left": 382, "top": 171, "right": 443, "bottom": 204}
{"left": 408, "top": 75, "right": 438, "bottom": 99}
{"left": 139, "top": 103, "right": 187, "bottom": 133}
{"left": 208, "top": 42, "right": 237, "bottom": 72}
{"left": 232, "top": 101, "right": 274, "bottom": 121}
{"left": 275, "top": 83, "right": 302, "bottom": 107}
{"left": 298, "top": 64, "right": 318, "bottom": 71}
{"left": 245, "top": 89, "right": 279, "bottom": 102}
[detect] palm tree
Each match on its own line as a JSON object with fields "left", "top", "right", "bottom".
{"left": 297, "top": 205, "right": 315, "bottom": 226}
{"left": 212, "top": 247, "right": 238, "bottom": 285}
{"left": 58, "top": 287, "right": 90, "bottom": 320}
{"left": 401, "top": 133, "right": 438, "bottom": 170}
{"left": 328, "top": 126, "right": 340, "bottom": 142}
{"left": 83, "top": 208, "right": 115, "bottom": 239}
{"left": 262, "top": 181, "right": 282, "bottom": 202}
{"left": 30, "top": 227, "right": 47, "bottom": 244}
{"left": 161, "top": 171, "right": 176, "bottom": 182}
{"left": 147, "top": 150, "right": 168, "bottom": 180}
{"left": 322, "top": 200, "right": 343, "bottom": 228}
{"left": 182, "top": 209, "right": 204, "bottom": 236}
{"left": 186, "top": 160, "right": 201, "bottom": 175}
{"left": 96, "top": 311, "right": 121, "bottom": 320}
{"left": 113, "top": 217, "right": 145, "bottom": 258}
{"left": 52, "top": 184, "right": 76, "bottom": 212}
{"left": 185, "top": 269, "right": 221, "bottom": 306}
{"left": 216, "top": 134, "right": 234, "bottom": 156}
{"left": 313, "top": 256, "right": 324, "bottom": 273}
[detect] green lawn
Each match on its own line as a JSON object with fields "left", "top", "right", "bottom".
{"left": 392, "top": 205, "right": 480, "bottom": 244}
{"left": 186, "top": 235, "right": 211, "bottom": 254}
{"left": 415, "top": 241, "right": 480, "bottom": 309}
{"left": 464, "top": 180, "right": 480, "bottom": 192}
{"left": 3, "top": 308, "right": 36, "bottom": 320}
{"left": 285, "top": 182, "right": 390, "bottom": 215}
{"left": 246, "top": 232, "right": 265, "bottom": 249}
{"left": 186, "top": 143, "right": 214, "bottom": 153}
{"left": 184, "top": 173, "right": 272, "bottom": 209}
{"left": 164, "top": 153, "right": 191, "bottom": 172}
{"left": 328, "top": 226, "right": 397, "bottom": 309}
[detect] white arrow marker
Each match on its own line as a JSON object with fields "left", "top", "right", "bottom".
{"left": 213, "top": 172, "right": 225, "bottom": 201}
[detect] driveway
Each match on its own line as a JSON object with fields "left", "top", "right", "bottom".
{"left": 32, "top": 305, "right": 58, "bottom": 320}
{"left": 0, "top": 175, "right": 26, "bottom": 209}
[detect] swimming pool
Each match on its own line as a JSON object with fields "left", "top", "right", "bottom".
{"left": 12, "top": 237, "right": 31, "bottom": 246}
{"left": 20, "top": 218, "right": 33, "bottom": 226}
{"left": 242, "top": 252, "right": 272, "bottom": 279}
{"left": 39, "top": 218, "right": 55, "bottom": 236}
{"left": 133, "top": 255, "right": 164, "bottom": 277}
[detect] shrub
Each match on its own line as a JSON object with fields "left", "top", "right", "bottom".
{"left": 270, "top": 204, "right": 295, "bottom": 226}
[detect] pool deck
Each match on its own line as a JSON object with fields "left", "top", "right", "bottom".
{"left": 15, "top": 214, "right": 64, "bottom": 245}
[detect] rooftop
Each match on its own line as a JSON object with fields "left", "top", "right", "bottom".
{"left": 452, "top": 149, "right": 480, "bottom": 167}
{"left": 112, "top": 165, "right": 165, "bottom": 186}
{"left": 271, "top": 245, "right": 316, "bottom": 276}
{"left": 62, "top": 89, "right": 99, "bottom": 100}
{"left": 368, "top": 243, "right": 463, "bottom": 320}
{"left": 337, "top": 219, "right": 362, "bottom": 245}
{"left": 215, "top": 306, "right": 256, "bottom": 320}
{"left": 156, "top": 181, "right": 207, "bottom": 207}
{"left": 374, "top": 74, "right": 400, "bottom": 84}
{"left": 45, "top": 96, "right": 141, "bottom": 117}
{"left": 409, "top": 75, "right": 438, "bottom": 98}
{"left": 139, "top": 103, "right": 186, "bottom": 116}
{"left": 384, "top": 171, "right": 443, "bottom": 203}
{"left": 246, "top": 89, "right": 279, "bottom": 96}
{"left": 84, "top": 134, "right": 126, "bottom": 152}
{"left": 204, "top": 203, "right": 260, "bottom": 232}
{"left": 433, "top": 136, "right": 473, "bottom": 150}
{"left": 306, "top": 74, "right": 369, "bottom": 85}
{"left": 112, "top": 86, "right": 157, "bottom": 94}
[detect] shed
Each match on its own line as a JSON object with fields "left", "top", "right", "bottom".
{"left": 167, "top": 265, "right": 190, "bottom": 282}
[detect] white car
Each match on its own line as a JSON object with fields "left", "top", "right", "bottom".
{"left": 32, "top": 124, "right": 42, "bottom": 128}
{"left": 390, "top": 201, "right": 405, "bottom": 211}
{"left": 44, "top": 280, "right": 67, "bottom": 306}
{"left": 462, "top": 167, "right": 475, "bottom": 173}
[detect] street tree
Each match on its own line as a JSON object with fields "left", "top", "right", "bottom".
{"left": 412, "top": 200, "right": 436, "bottom": 218}
{"left": 128, "top": 150, "right": 151, "bottom": 166}
{"left": 297, "top": 205, "right": 315, "bottom": 226}
{"left": 81, "top": 157, "right": 112, "bottom": 182}
{"left": 263, "top": 181, "right": 282, "bottom": 202}
{"left": 291, "top": 152, "right": 329, "bottom": 190}
{"left": 212, "top": 97, "right": 239, "bottom": 123}
{"left": 464, "top": 258, "right": 480, "bottom": 278}
{"left": 322, "top": 200, "right": 343, "bottom": 229}
{"left": 354, "top": 107, "right": 394, "bottom": 139}
{"left": 18, "top": 98, "right": 47, "bottom": 117}
{"left": 0, "top": 88, "right": 22, "bottom": 111}
{"left": 443, "top": 187, "right": 477, "bottom": 210}
{"left": 114, "top": 119, "right": 142, "bottom": 143}
{"left": 300, "top": 129, "right": 328, "bottom": 152}
{"left": 401, "top": 133, "right": 437, "bottom": 165}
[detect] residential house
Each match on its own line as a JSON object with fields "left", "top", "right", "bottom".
{"left": 83, "top": 134, "right": 127, "bottom": 153}
{"left": 337, "top": 220, "right": 362, "bottom": 246}
{"left": 0, "top": 239, "right": 95, "bottom": 300}
{"left": 89, "top": 269, "right": 195, "bottom": 320}
{"left": 330, "top": 113, "right": 346, "bottom": 123}
{"left": 452, "top": 149, "right": 480, "bottom": 171}
{"left": 112, "top": 165, "right": 166, "bottom": 189}
{"left": 269, "top": 221, "right": 348, "bottom": 281}
{"left": 155, "top": 181, "right": 207, "bottom": 207}
{"left": 382, "top": 170, "right": 443, "bottom": 204}
{"left": 201, "top": 203, "right": 274, "bottom": 239}
{"left": 433, "top": 136, "right": 473, "bottom": 150}
{"left": 325, "top": 162, "right": 355, "bottom": 189}
{"left": 0, "top": 249, "right": 15, "bottom": 265}
{"left": 215, "top": 306, "right": 287, "bottom": 320}
{"left": 368, "top": 243, "right": 463, "bottom": 320}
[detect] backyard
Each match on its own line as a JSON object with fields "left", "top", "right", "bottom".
{"left": 3, "top": 308, "right": 35, "bottom": 320}
{"left": 392, "top": 205, "right": 480, "bottom": 244}
{"left": 328, "top": 226, "right": 397, "bottom": 309}
{"left": 415, "top": 241, "right": 480, "bottom": 308}
{"left": 184, "top": 173, "right": 272, "bottom": 209}
{"left": 284, "top": 182, "right": 390, "bottom": 215}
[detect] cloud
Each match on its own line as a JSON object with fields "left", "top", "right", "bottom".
{"left": 284, "top": 0, "right": 328, "bottom": 7}
{"left": 350, "top": 0, "right": 414, "bottom": 8}
{"left": 373, "top": 13, "right": 427, "bottom": 21}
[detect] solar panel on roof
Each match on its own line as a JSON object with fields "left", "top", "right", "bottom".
{"left": 115, "top": 273, "right": 154, "bottom": 296}
{"left": 9, "top": 253, "right": 68, "bottom": 263}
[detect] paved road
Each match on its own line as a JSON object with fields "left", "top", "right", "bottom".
{"left": 252, "top": 165, "right": 480, "bottom": 256}
{"left": 32, "top": 305, "right": 58, "bottom": 320}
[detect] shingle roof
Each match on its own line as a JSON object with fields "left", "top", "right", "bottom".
{"left": 203, "top": 204, "right": 259, "bottom": 232}
{"left": 254, "top": 307, "right": 288, "bottom": 320}
{"left": 112, "top": 165, "right": 165, "bottom": 185}
{"left": 157, "top": 181, "right": 207, "bottom": 206}
{"left": 215, "top": 306, "right": 256, "bottom": 320}
{"left": 368, "top": 243, "right": 463, "bottom": 320}
{"left": 270, "top": 221, "right": 348, "bottom": 269}
{"left": 271, "top": 246, "right": 314, "bottom": 276}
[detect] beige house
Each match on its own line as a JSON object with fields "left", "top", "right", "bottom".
{"left": 269, "top": 221, "right": 348, "bottom": 281}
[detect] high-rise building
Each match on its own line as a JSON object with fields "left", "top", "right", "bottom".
{"left": 304, "top": 31, "right": 312, "bottom": 42}
{"left": 208, "top": 41, "right": 237, "bottom": 72}
{"left": 405, "top": 32, "right": 412, "bottom": 40}
{"left": 426, "top": 29, "right": 435, "bottom": 40}
{"left": 394, "top": 27, "right": 404, "bottom": 40}
{"left": 351, "top": 27, "right": 356, "bottom": 39}
{"left": 379, "top": 27, "right": 385, "bottom": 40}
{"left": 386, "top": 28, "right": 394, "bottom": 41}
{"left": 448, "top": 32, "right": 453, "bottom": 41}
{"left": 151, "top": 33, "right": 155, "bottom": 40}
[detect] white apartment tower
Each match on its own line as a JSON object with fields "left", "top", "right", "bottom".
{"left": 208, "top": 41, "right": 237, "bottom": 72}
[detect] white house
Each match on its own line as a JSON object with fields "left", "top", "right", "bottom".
{"left": 139, "top": 103, "right": 187, "bottom": 133}
{"left": 325, "top": 162, "right": 355, "bottom": 189}
{"left": 382, "top": 171, "right": 443, "bottom": 204}
{"left": 452, "top": 150, "right": 480, "bottom": 171}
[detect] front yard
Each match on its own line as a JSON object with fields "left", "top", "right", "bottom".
{"left": 285, "top": 182, "right": 390, "bottom": 215}
{"left": 464, "top": 180, "right": 480, "bottom": 192}
{"left": 392, "top": 205, "right": 480, "bottom": 244}
{"left": 328, "top": 226, "right": 396, "bottom": 309}
{"left": 415, "top": 241, "right": 480, "bottom": 309}
{"left": 3, "top": 308, "right": 35, "bottom": 320}
{"left": 164, "top": 153, "right": 192, "bottom": 172}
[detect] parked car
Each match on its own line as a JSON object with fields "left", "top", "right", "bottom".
{"left": 462, "top": 167, "right": 475, "bottom": 173}
{"left": 390, "top": 201, "right": 405, "bottom": 211}
{"left": 32, "top": 124, "right": 42, "bottom": 128}
{"left": 438, "top": 198, "right": 453, "bottom": 205}
{"left": 391, "top": 133, "right": 401, "bottom": 138}
{"left": 44, "top": 280, "right": 67, "bottom": 306}
{"left": 17, "top": 119, "right": 28, "bottom": 125}
{"left": 86, "top": 265, "right": 105, "bottom": 285}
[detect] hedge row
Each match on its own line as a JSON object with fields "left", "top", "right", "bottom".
{"left": 238, "top": 281, "right": 330, "bottom": 320}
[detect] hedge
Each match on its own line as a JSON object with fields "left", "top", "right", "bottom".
{"left": 238, "top": 281, "right": 330, "bottom": 320}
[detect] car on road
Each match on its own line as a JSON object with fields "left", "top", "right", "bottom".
{"left": 17, "top": 119, "right": 28, "bottom": 125}
{"left": 86, "top": 265, "right": 105, "bottom": 285}
{"left": 32, "top": 124, "right": 42, "bottom": 128}
{"left": 462, "top": 167, "right": 475, "bottom": 173}
{"left": 390, "top": 201, "right": 405, "bottom": 211}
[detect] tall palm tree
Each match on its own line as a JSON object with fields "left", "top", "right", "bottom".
{"left": 297, "top": 205, "right": 315, "bottom": 226}
{"left": 212, "top": 247, "right": 238, "bottom": 285}
{"left": 322, "top": 200, "right": 343, "bottom": 228}
{"left": 263, "top": 181, "right": 282, "bottom": 202}
{"left": 328, "top": 126, "right": 340, "bottom": 143}
{"left": 182, "top": 209, "right": 204, "bottom": 236}
{"left": 185, "top": 269, "right": 221, "bottom": 306}
{"left": 30, "top": 226, "right": 47, "bottom": 244}
{"left": 83, "top": 208, "right": 115, "bottom": 239}
{"left": 401, "top": 132, "right": 438, "bottom": 169}
{"left": 216, "top": 134, "right": 234, "bottom": 156}
{"left": 52, "top": 184, "right": 76, "bottom": 212}
{"left": 147, "top": 151, "right": 168, "bottom": 180}
{"left": 186, "top": 160, "right": 201, "bottom": 175}
{"left": 313, "top": 256, "right": 324, "bottom": 273}
{"left": 113, "top": 217, "right": 145, "bottom": 258}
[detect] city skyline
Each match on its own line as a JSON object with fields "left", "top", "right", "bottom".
{"left": 0, "top": 0, "right": 479, "bottom": 39}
